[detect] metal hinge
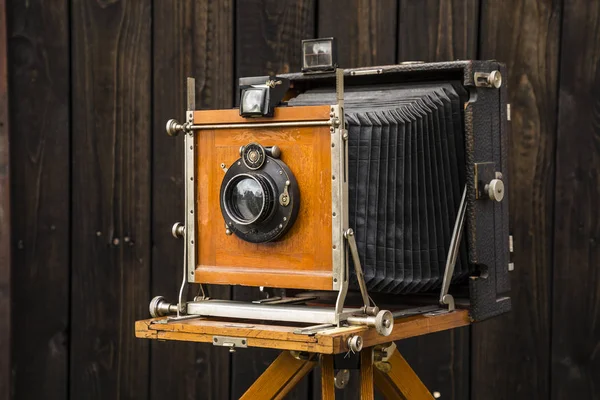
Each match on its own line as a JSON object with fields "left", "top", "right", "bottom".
{"left": 213, "top": 336, "right": 248, "bottom": 352}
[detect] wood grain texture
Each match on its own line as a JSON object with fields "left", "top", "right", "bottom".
{"left": 360, "top": 347, "right": 374, "bottom": 400}
{"left": 151, "top": 1, "right": 233, "bottom": 399}
{"left": 0, "top": 0, "right": 9, "bottom": 397}
{"left": 552, "top": 0, "right": 600, "bottom": 398}
{"left": 70, "top": 1, "right": 151, "bottom": 398}
{"left": 318, "top": 0, "right": 397, "bottom": 68}
{"left": 135, "top": 310, "right": 469, "bottom": 355}
{"left": 473, "top": 1, "right": 561, "bottom": 399}
{"left": 373, "top": 368, "right": 404, "bottom": 400}
{"left": 384, "top": 351, "right": 434, "bottom": 400}
{"left": 236, "top": 0, "right": 315, "bottom": 79}
{"left": 397, "top": 0, "right": 479, "bottom": 62}
{"left": 240, "top": 351, "right": 317, "bottom": 399}
{"left": 394, "top": 2, "right": 478, "bottom": 399}
{"left": 321, "top": 354, "right": 336, "bottom": 400}
{"left": 193, "top": 105, "right": 330, "bottom": 124}
{"left": 7, "top": 0, "right": 70, "bottom": 398}
{"left": 233, "top": 1, "right": 316, "bottom": 398}
{"left": 195, "top": 119, "right": 333, "bottom": 290}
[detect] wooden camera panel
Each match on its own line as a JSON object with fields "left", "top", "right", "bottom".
{"left": 193, "top": 105, "right": 334, "bottom": 290}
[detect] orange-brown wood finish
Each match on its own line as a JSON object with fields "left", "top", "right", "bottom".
{"left": 135, "top": 309, "right": 470, "bottom": 354}
{"left": 375, "top": 350, "right": 434, "bottom": 400}
{"left": 239, "top": 351, "right": 317, "bottom": 400}
{"left": 193, "top": 105, "right": 334, "bottom": 290}
{"left": 193, "top": 105, "right": 331, "bottom": 125}
{"left": 321, "top": 354, "right": 336, "bottom": 400}
{"left": 360, "top": 347, "right": 375, "bottom": 399}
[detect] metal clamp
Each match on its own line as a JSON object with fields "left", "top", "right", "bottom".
{"left": 213, "top": 336, "right": 247, "bottom": 353}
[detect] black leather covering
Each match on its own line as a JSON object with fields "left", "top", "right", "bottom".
{"left": 243, "top": 60, "right": 512, "bottom": 321}
{"left": 289, "top": 83, "right": 472, "bottom": 294}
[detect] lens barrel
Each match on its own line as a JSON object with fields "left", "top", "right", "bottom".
{"left": 219, "top": 143, "right": 300, "bottom": 243}
{"left": 223, "top": 173, "right": 275, "bottom": 226}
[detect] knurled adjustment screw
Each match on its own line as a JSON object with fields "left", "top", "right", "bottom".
{"left": 488, "top": 70, "right": 502, "bottom": 88}
{"left": 347, "top": 335, "right": 363, "bottom": 353}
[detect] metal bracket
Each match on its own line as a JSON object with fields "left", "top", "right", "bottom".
{"left": 439, "top": 185, "right": 468, "bottom": 312}
{"left": 344, "top": 228, "right": 376, "bottom": 315}
{"left": 374, "top": 342, "right": 397, "bottom": 373}
{"left": 213, "top": 336, "right": 247, "bottom": 353}
{"left": 474, "top": 70, "right": 502, "bottom": 88}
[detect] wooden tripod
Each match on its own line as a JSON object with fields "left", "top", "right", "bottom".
{"left": 136, "top": 309, "right": 470, "bottom": 399}
{"left": 240, "top": 346, "right": 433, "bottom": 399}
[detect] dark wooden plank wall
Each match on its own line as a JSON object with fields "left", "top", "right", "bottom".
{"left": 472, "top": 1, "right": 561, "bottom": 399}
{"left": 70, "top": 1, "right": 152, "bottom": 399}
{"left": 0, "top": 0, "right": 10, "bottom": 399}
{"left": 552, "top": 1, "right": 600, "bottom": 398}
{"left": 3, "top": 0, "right": 600, "bottom": 399}
{"left": 150, "top": 2, "right": 233, "bottom": 399}
{"left": 8, "top": 0, "right": 71, "bottom": 399}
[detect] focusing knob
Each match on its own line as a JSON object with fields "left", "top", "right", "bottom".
{"left": 485, "top": 179, "right": 505, "bottom": 202}
{"left": 375, "top": 310, "right": 394, "bottom": 336}
{"left": 242, "top": 143, "right": 266, "bottom": 170}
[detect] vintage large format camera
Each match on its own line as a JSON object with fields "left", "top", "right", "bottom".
{"left": 151, "top": 38, "right": 511, "bottom": 336}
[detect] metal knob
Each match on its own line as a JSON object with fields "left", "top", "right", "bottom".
{"left": 166, "top": 119, "right": 185, "bottom": 137}
{"left": 347, "top": 335, "right": 363, "bottom": 353}
{"left": 485, "top": 179, "right": 505, "bottom": 202}
{"left": 488, "top": 70, "right": 502, "bottom": 88}
{"left": 149, "top": 296, "right": 177, "bottom": 318}
{"left": 172, "top": 222, "right": 185, "bottom": 238}
{"left": 375, "top": 310, "right": 394, "bottom": 336}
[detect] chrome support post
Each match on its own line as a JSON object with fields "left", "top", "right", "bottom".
{"left": 439, "top": 185, "right": 468, "bottom": 312}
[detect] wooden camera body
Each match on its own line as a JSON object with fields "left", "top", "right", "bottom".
{"left": 192, "top": 106, "right": 340, "bottom": 291}
{"left": 152, "top": 58, "right": 511, "bottom": 333}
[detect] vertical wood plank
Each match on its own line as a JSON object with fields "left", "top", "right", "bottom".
{"left": 552, "top": 0, "right": 600, "bottom": 398}
{"left": 0, "top": 0, "right": 9, "bottom": 397}
{"left": 318, "top": 0, "right": 397, "bottom": 68}
{"left": 7, "top": 0, "right": 70, "bottom": 398}
{"left": 151, "top": 1, "right": 233, "bottom": 399}
{"left": 394, "top": 2, "right": 478, "bottom": 398}
{"left": 473, "top": 0, "right": 561, "bottom": 399}
{"left": 397, "top": 0, "right": 479, "bottom": 62}
{"left": 233, "top": 1, "right": 315, "bottom": 398}
{"left": 70, "top": 1, "right": 151, "bottom": 399}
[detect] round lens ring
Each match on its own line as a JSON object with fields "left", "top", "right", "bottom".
{"left": 230, "top": 177, "right": 264, "bottom": 221}
{"left": 223, "top": 173, "right": 273, "bottom": 226}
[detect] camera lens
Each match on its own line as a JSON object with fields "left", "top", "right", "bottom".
{"left": 224, "top": 174, "right": 274, "bottom": 225}
{"left": 231, "top": 177, "right": 263, "bottom": 220}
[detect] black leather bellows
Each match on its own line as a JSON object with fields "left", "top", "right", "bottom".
{"left": 288, "top": 82, "right": 473, "bottom": 294}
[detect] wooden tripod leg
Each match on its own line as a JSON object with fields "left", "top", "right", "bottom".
{"left": 321, "top": 354, "right": 336, "bottom": 400}
{"left": 373, "top": 350, "right": 434, "bottom": 400}
{"left": 240, "top": 351, "right": 317, "bottom": 400}
{"left": 360, "top": 347, "right": 375, "bottom": 399}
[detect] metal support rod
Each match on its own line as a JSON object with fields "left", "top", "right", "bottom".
{"left": 189, "top": 120, "right": 331, "bottom": 130}
{"left": 439, "top": 185, "right": 468, "bottom": 311}
{"left": 345, "top": 228, "right": 373, "bottom": 312}
{"left": 186, "top": 300, "right": 360, "bottom": 325}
